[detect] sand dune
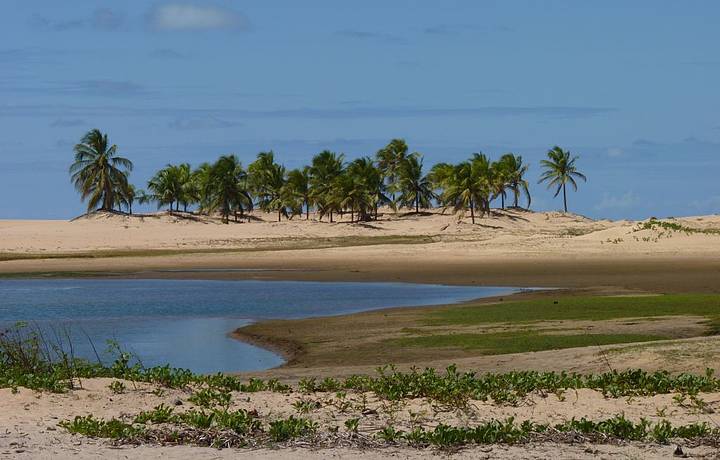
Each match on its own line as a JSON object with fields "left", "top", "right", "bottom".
{"left": 1, "top": 208, "right": 719, "bottom": 257}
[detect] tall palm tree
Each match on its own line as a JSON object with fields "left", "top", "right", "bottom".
{"left": 344, "top": 158, "right": 385, "bottom": 222}
{"left": 538, "top": 146, "right": 586, "bottom": 213}
{"left": 69, "top": 129, "right": 133, "bottom": 212}
{"left": 309, "top": 150, "right": 345, "bottom": 222}
{"left": 249, "top": 152, "right": 288, "bottom": 221}
{"left": 428, "top": 162, "right": 455, "bottom": 213}
{"left": 499, "top": 153, "right": 531, "bottom": 209}
{"left": 116, "top": 183, "right": 137, "bottom": 214}
{"left": 442, "top": 154, "right": 493, "bottom": 224}
{"left": 490, "top": 159, "right": 508, "bottom": 209}
{"left": 190, "top": 162, "right": 213, "bottom": 213}
{"left": 147, "top": 164, "right": 184, "bottom": 211}
{"left": 207, "top": 155, "right": 253, "bottom": 223}
{"left": 286, "top": 167, "right": 311, "bottom": 219}
{"left": 135, "top": 188, "right": 153, "bottom": 210}
{"left": 348, "top": 157, "right": 389, "bottom": 220}
{"left": 397, "top": 155, "right": 435, "bottom": 213}
{"left": 176, "top": 163, "right": 194, "bottom": 212}
{"left": 375, "top": 138, "right": 408, "bottom": 204}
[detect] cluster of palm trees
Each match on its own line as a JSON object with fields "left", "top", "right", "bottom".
{"left": 69, "top": 129, "right": 586, "bottom": 223}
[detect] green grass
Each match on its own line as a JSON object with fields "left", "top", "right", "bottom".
{"left": 634, "top": 219, "right": 720, "bottom": 235}
{"left": 428, "top": 294, "right": 720, "bottom": 327}
{"left": 392, "top": 331, "right": 665, "bottom": 355}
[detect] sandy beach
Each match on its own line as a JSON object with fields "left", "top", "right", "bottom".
{"left": 1, "top": 209, "right": 719, "bottom": 293}
{"left": 2, "top": 209, "right": 720, "bottom": 459}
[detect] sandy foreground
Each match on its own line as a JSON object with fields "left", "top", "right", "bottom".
{"left": 2, "top": 378, "right": 720, "bottom": 459}
{"left": 2, "top": 209, "right": 720, "bottom": 458}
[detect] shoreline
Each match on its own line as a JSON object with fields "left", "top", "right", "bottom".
{"left": 2, "top": 211, "right": 720, "bottom": 376}
{"left": 230, "top": 288, "right": 554, "bottom": 370}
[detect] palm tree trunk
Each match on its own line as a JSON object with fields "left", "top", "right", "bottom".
{"left": 278, "top": 209, "right": 282, "bottom": 222}
{"left": 416, "top": 195, "right": 419, "bottom": 213}
{"left": 330, "top": 210, "right": 333, "bottom": 223}
{"left": 563, "top": 184, "right": 568, "bottom": 212}
{"left": 305, "top": 200, "right": 309, "bottom": 220}
{"left": 501, "top": 194, "right": 505, "bottom": 209}
{"left": 470, "top": 198, "right": 475, "bottom": 224}
{"left": 350, "top": 209, "right": 354, "bottom": 223}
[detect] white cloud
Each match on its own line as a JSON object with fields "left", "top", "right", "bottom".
{"left": 607, "top": 147, "right": 623, "bottom": 157}
{"left": 149, "top": 4, "right": 249, "bottom": 31}
{"left": 595, "top": 191, "right": 640, "bottom": 211}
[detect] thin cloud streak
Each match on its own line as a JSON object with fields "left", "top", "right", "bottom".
{"left": 335, "top": 30, "right": 406, "bottom": 44}
{"left": 147, "top": 4, "right": 249, "bottom": 31}
{"left": 29, "top": 8, "right": 125, "bottom": 32}
{"left": 0, "top": 104, "right": 617, "bottom": 120}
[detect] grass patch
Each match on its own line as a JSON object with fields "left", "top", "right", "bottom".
{"left": 634, "top": 219, "right": 720, "bottom": 236}
{"left": 428, "top": 294, "right": 720, "bottom": 328}
{"left": 392, "top": 331, "right": 666, "bottom": 355}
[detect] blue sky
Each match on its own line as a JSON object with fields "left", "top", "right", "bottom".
{"left": 1, "top": 1, "right": 719, "bottom": 219}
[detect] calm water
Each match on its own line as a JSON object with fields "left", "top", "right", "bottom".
{"left": 0, "top": 279, "right": 519, "bottom": 373}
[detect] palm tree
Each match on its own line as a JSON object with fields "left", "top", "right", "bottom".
{"left": 309, "top": 150, "right": 345, "bottom": 222}
{"left": 286, "top": 167, "right": 311, "bottom": 219}
{"left": 348, "top": 157, "right": 388, "bottom": 220}
{"left": 207, "top": 155, "right": 253, "bottom": 223}
{"left": 135, "top": 188, "right": 153, "bottom": 210}
{"left": 176, "top": 163, "right": 194, "bottom": 212}
{"left": 376, "top": 139, "right": 408, "bottom": 204}
{"left": 442, "top": 154, "right": 493, "bottom": 224}
{"left": 116, "top": 183, "right": 137, "bottom": 214}
{"left": 249, "top": 152, "right": 288, "bottom": 221}
{"left": 428, "top": 162, "right": 455, "bottom": 213}
{"left": 147, "top": 165, "right": 184, "bottom": 211}
{"left": 69, "top": 129, "right": 133, "bottom": 212}
{"left": 490, "top": 159, "right": 509, "bottom": 209}
{"left": 538, "top": 146, "right": 586, "bottom": 213}
{"left": 397, "top": 155, "right": 435, "bottom": 213}
{"left": 344, "top": 158, "right": 384, "bottom": 222}
{"left": 501, "top": 153, "right": 531, "bottom": 209}
{"left": 190, "top": 163, "right": 213, "bottom": 213}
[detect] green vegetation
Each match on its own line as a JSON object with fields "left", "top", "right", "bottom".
{"left": 392, "top": 331, "right": 664, "bottom": 355}
{"left": 5, "top": 322, "right": 720, "bottom": 403}
{"left": 60, "top": 415, "right": 142, "bottom": 439}
{"left": 296, "top": 365, "right": 720, "bottom": 404}
{"left": 269, "top": 416, "right": 318, "bottom": 442}
{"left": 398, "top": 294, "right": 720, "bottom": 354}
{"left": 59, "top": 411, "right": 720, "bottom": 448}
{"left": 375, "top": 415, "right": 719, "bottom": 446}
{"left": 634, "top": 218, "right": 720, "bottom": 236}
{"left": 8, "top": 319, "right": 720, "bottom": 449}
{"left": 427, "top": 294, "right": 720, "bottom": 327}
{"left": 69, "top": 131, "right": 548, "bottom": 222}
